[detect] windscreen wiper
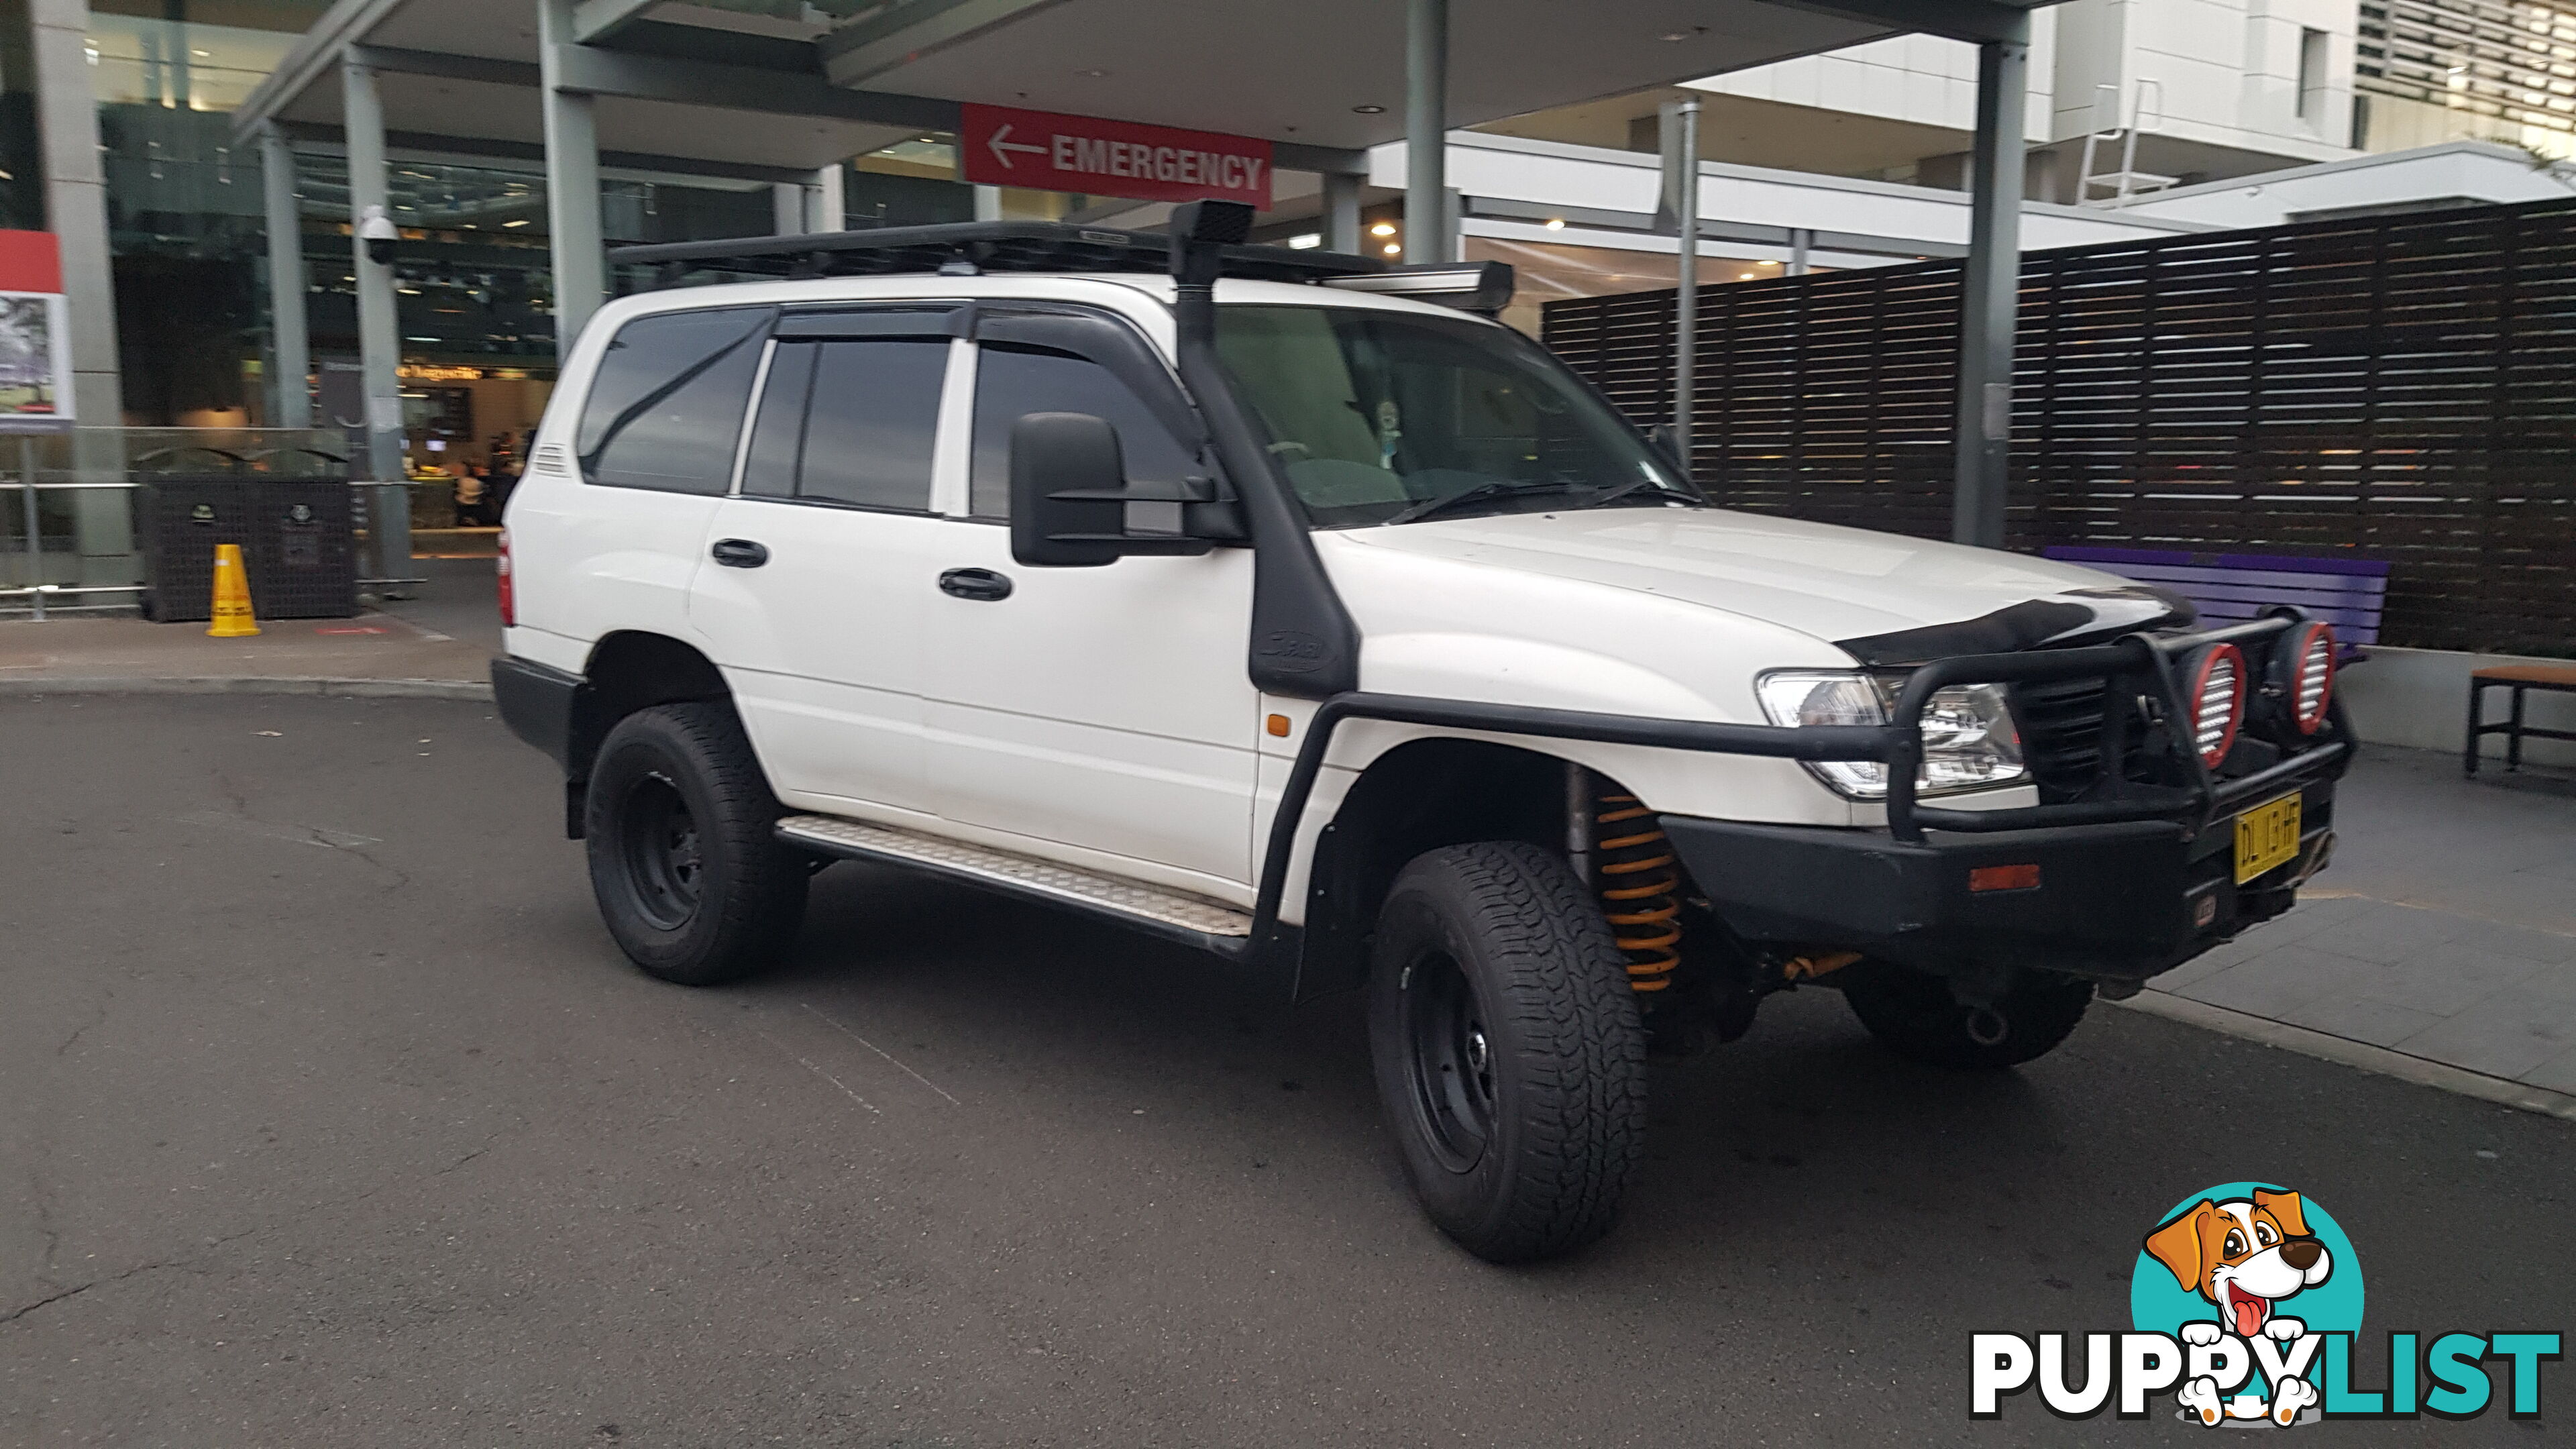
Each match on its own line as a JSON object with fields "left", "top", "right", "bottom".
{"left": 1383, "top": 480, "right": 1590, "bottom": 525}
{"left": 1576, "top": 476, "right": 1702, "bottom": 510}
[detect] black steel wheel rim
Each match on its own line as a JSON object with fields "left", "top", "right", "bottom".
{"left": 617, "top": 770, "right": 702, "bottom": 930}
{"left": 1401, "top": 951, "right": 1496, "bottom": 1172}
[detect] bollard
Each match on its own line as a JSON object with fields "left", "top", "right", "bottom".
{"left": 207, "top": 542, "right": 260, "bottom": 637}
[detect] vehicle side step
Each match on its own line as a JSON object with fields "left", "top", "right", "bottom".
{"left": 775, "top": 814, "right": 1254, "bottom": 950}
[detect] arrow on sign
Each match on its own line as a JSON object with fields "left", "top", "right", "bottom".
{"left": 986, "top": 123, "right": 1047, "bottom": 170}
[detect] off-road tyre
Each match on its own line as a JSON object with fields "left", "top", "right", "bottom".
{"left": 1367, "top": 841, "right": 1648, "bottom": 1263}
{"left": 1840, "top": 960, "right": 2093, "bottom": 1069}
{"left": 586, "top": 701, "right": 808, "bottom": 986}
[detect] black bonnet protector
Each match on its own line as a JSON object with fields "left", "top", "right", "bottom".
{"left": 1833, "top": 587, "right": 2194, "bottom": 667}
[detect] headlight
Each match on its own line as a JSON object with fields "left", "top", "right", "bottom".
{"left": 1756, "top": 670, "right": 2026, "bottom": 799}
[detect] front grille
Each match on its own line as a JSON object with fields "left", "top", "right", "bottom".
{"left": 2011, "top": 674, "right": 2144, "bottom": 803}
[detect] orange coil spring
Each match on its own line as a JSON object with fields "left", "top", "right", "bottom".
{"left": 1595, "top": 794, "right": 1681, "bottom": 992}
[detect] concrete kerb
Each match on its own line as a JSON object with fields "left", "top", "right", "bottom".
{"left": 0, "top": 676, "right": 491, "bottom": 701}
{"left": 2112, "top": 989, "right": 2576, "bottom": 1123}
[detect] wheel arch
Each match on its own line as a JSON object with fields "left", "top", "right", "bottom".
{"left": 1295, "top": 737, "right": 1593, "bottom": 1002}
{"left": 561, "top": 631, "right": 733, "bottom": 837}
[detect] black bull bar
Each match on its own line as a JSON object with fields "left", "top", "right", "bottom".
{"left": 1247, "top": 612, "right": 2350, "bottom": 951}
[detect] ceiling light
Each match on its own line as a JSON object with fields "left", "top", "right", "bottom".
{"left": 1352, "top": 104, "right": 1386, "bottom": 114}
{"left": 1370, "top": 221, "right": 1397, "bottom": 236}
{"left": 1286, "top": 233, "right": 1322, "bottom": 249}
{"left": 1544, "top": 217, "right": 1565, "bottom": 230}
{"left": 502, "top": 219, "right": 529, "bottom": 227}
{"left": 1383, "top": 243, "right": 1401, "bottom": 255}
{"left": 1739, "top": 272, "right": 1757, "bottom": 280}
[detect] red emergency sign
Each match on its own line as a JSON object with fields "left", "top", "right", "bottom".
{"left": 959, "top": 103, "right": 1273, "bottom": 209}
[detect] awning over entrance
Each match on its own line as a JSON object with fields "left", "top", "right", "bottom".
{"left": 236, "top": 0, "right": 2060, "bottom": 545}
{"left": 236, "top": 1, "right": 1978, "bottom": 172}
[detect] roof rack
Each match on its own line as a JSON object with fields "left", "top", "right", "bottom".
{"left": 606, "top": 219, "right": 1517, "bottom": 315}
{"left": 608, "top": 219, "right": 1378, "bottom": 286}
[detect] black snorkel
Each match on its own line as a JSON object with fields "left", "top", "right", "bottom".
{"left": 1165, "top": 200, "right": 1360, "bottom": 698}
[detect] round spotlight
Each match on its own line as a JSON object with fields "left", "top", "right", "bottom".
{"left": 2187, "top": 644, "right": 2249, "bottom": 769}
{"left": 1544, "top": 217, "right": 1566, "bottom": 230}
{"left": 2274, "top": 621, "right": 2339, "bottom": 735}
{"left": 1383, "top": 243, "right": 1402, "bottom": 255}
{"left": 1370, "top": 221, "right": 1397, "bottom": 237}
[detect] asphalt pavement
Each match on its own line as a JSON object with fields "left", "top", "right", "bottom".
{"left": 5, "top": 694, "right": 2571, "bottom": 1446}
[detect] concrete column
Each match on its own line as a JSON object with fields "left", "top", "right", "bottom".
{"left": 341, "top": 52, "right": 411, "bottom": 579}
{"left": 260, "top": 123, "right": 312, "bottom": 429}
{"left": 30, "top": 0, "right": 128, "bottom": 580}
{"left": 1953, "top": 30, "right": 2029, "bottom": 551}
{"left": 973, "top": 185, "right": 1003, "bottom": 221}
{"left": 772, "top": 182, "right": 804, "bottom": 235}
{"left": 538, "top": 0, "right": 606, "bottom": 352}
{"left": 810, "top": 164, "right": 845, "bottom": 232}
{"left": 1322, "top": 171, "right": 1363, "bottom": 254}
{"left": 1404, "top": 0, "right": 1451, "bottom": 264}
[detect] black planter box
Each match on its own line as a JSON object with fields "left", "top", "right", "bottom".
{"left": 139, "top": 475, "right": 359, "bottom": 623}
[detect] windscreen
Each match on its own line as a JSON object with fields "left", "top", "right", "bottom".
{"left": 1215, "top": 305, "right": 1697, "bottom": 528}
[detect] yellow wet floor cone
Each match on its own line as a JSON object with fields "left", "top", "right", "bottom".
{"left": 207, "top": 542, "right": 260, "bottom": 637}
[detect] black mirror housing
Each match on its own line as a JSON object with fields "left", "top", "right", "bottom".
{"left": 1011, "top": 412, "right": 1127, "bottom": 567}
{"left": 1010, "top": 412, "right": 1241, "bottom": 567}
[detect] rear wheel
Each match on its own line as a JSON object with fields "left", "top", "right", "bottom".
{"left": 586, "top": 702, "right": 808, "bottom": 985}
{"left": 1840, "top": 961, "right": 2093, "bottom": 1069}
{"left": 1368, "top": 841, "right": 1647, "bottom": 1263}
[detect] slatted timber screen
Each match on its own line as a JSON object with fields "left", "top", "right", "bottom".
{"left": 1542, "top": 197, "right": 2576, "bottom": 657}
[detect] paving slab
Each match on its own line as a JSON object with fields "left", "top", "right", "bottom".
{"left": 2141, "top": 741, "right": 2576, "bottom": 1099}
{"left": 0, "top": 557, "right": 496, "bottom": 690}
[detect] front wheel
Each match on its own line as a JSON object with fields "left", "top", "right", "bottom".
{"left": 586, "top": 702, "right": 808, "bottom": 986}
{"left": 1367, "top": 841, "right": 1647, "bottom": 1263}
{"left": 1839, "top": 961, "right": 2093, "bottom": 1069}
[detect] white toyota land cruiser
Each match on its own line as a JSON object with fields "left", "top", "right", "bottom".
{"left": 494, "top": 203, "right": 2350, "bottom": 1263}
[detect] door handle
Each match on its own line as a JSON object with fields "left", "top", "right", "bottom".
{"left": 710, "top": 538, "right": 768, "bottom": 568}
{"left": 938, "top": 567, "right": 1014, "bottom": 602}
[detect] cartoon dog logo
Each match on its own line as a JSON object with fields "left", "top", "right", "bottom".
{"left": 2144, "top": 1188, "right": 2334, "bottom": 1426}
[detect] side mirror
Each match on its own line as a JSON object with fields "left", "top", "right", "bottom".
{"left": 1010, "top": 412, "right": 1246, "bottom": 568}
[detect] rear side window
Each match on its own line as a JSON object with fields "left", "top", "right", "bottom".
{"left": 742, "top": 337, "right": 947, "bottom": 511}
{"left": 969, "top": 346, "right": 1197, "bottom": 519}
{"left": 577, "top": 307, "right": 769, "bottom": 494}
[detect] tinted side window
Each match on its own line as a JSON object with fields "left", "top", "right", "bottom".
{"left": 741, "top": 341, "right": 814, "bottom": 499}
{"left": 796, "top": 339, "right": 947, "bottom": 511}
{"left": 578, "top": 307, "right": 769, "bottom": 494}
{"left": 969, "top": 346, "right": 1197, "bottom": 519}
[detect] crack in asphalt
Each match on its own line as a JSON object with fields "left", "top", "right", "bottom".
{"left": 0, "top": 1142, "right": 499, "bottom": 1332}
{"left": 168, "top": 808, "right": 405, "bottom": 889}
{"left": 0, "top": 1257, "right": 190, "bottom": 1329}
{"left": 55, "top": 991, "right": 109, "bottom": 1057}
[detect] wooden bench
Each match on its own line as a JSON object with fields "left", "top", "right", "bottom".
{"left": 2466, "top": 665, "right": 2576, "bottom": 775}
{"left": 2041, "top": 547, "right": 2387, "bottom": 660}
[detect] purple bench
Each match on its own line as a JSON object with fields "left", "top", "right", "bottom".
{"left": 2041, "top": 546, "right": 2387, "bottom": 659}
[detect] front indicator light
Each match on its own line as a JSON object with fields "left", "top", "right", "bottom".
{"left": 1970, "top": 863, "right": 2043, "bottom": 893}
